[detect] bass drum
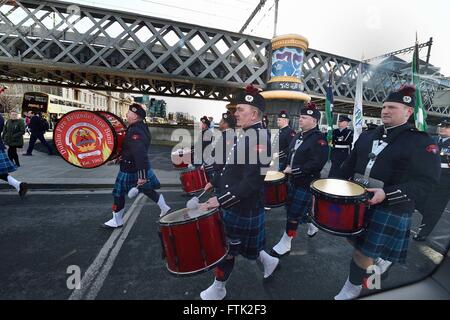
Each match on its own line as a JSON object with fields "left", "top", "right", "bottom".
{"left": 53, "top": 110, "right": 118, "bottom": 168}
{"left": 96, "top": 111, "right": 127, "bottom": 160}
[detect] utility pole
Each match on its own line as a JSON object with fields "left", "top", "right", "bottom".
{"left": 239, "top": 0, "right": 267, "bottom": 34}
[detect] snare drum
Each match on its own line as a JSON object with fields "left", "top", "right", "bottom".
{"left": 180, "top": 166, "right": 209, "bottom": 194}
{"left": 159, "top": 207, "right": 228, "bottom": 275}
{"left": 264, "top": 171, "right": 287, "bottom": 207}
{"left": 171, "top": 148, "right": 191, "bottom": 169}
{"left": 310, "top": 178, "right": 368, "bottom": 236}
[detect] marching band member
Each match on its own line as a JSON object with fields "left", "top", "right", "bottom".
{"left": 271, "top": 102, "right": 328, "bottom": 257}
{"left": 198, "top": 86, "right": 279, "bottom": 300}
{"left": 273, "top": 110, "right": 296, "bottom": 171}
{"left": 334, "top": 85, "right": 441, "bottom": 300}
{"left": 328, "top": 115, "right": 353, "bottom": 178}
{"left": 203, "top": 111, "right": 236, "bottom": 186}
{"left": 414, "top": 117, "right": 450, "bottom": 241}
{"left": 103, "top": 103, "right": 170, "bottom": 228}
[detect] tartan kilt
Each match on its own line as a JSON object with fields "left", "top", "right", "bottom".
{"left": 285, "top": 182, "right": 312, "bottom": 224}
{"left": 112, "top": 168, "right": 161, "bottom": 197}
{"left": 352, "top": 207, "right": 412, "bottom": 264}
{"left": 0, "top": 149, "right": 16, "bottom": 174}
{"left": 220, "top": 207, "right": 265, "bottom": 260}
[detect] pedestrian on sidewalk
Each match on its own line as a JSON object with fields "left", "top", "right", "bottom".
{"left": 24, "top": 111, "right": 31, "bottom": 136}
{"left": 0, "top": 114, "right": 28, "bottom": 197}
{"left": 103, "top": 103, "right": 171, "bottom": 228}
{"left": 2, "top": 110, "right": 25, "bottom": 167}
{"left": 23, "top": 112, "right": 53, "bottom": 156}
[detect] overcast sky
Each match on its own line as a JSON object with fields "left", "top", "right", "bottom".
{"left": 61, "top": 0, "right": 450, "bottom": 120}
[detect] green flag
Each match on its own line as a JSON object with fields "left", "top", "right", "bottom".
{"left": 412, "top": 41, "right": 427, "bottom": 131}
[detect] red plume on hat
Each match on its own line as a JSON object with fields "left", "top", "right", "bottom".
{"left": 245, "top": 84, "right": 260, "bottom": 95}
{"left": 305, "top": 102, "right": 317, "bottom": 109}
{"left": 398, "top": 84, "right": 416, "bottom": 97}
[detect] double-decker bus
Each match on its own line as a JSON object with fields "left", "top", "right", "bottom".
{"left": 21, "top": 92, "right": 92, "bottom": 128}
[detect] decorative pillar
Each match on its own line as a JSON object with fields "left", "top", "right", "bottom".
{"left": 260, "top": 34, "right": 311, "bottom": 130}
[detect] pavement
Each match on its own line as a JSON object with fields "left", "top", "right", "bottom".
{"left": 0, "top": 132, "right": 181, "bottom": 189}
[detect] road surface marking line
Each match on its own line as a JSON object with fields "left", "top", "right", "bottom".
{"left": 68, "top": 193, "right": 144, "bottom": 300}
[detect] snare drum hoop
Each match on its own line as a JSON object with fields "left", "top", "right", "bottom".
{"left": 310, "top": 178, "right": 367, "bottom": 204}
{"left": 52, "top": 110, "right": 118, "bottom": 169}
{"left": 264, "top": 172, "right": 286, "bottom": 184}
{"left": 158, "top": 207, "right": 218, "bottom": 226}
{"left": 309, "top": 215, "right": 365, "bottom": 237}
{"left": 165, "top": 250, "right": 229, "bottom": 277}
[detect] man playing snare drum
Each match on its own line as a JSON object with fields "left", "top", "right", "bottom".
{"left": 198, "top": 85, "right": 279, "bottom": 300}
{"left": 270, "top": 102, "right": 328, "bottom": 257}
{"left": 334, "top": 85, "right": 440, "bottom": 300}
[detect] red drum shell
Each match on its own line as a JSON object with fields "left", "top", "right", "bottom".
{"left": 264, "top": 171, "right": 287, "bottom": 207}
{"left": 310, "top": 179, "right": 367, "bottom": 236}
{"left": 96, "top": 111, "right": 127, "bottom": 160}
{"left": 180, "top": 166, "right": 208, "bottom": 194}
{"left": 159, "top": 208, "right": 228, "bottom": 275}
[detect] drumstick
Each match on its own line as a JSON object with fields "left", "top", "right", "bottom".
{"left": 186, "top": 189, "right": 208, "bottom": 210}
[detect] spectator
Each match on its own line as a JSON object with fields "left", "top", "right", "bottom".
{"left": 23, "top": 112, "right": 53, "bottom": 156}
{"left": 2, "top": 110, "right": 25, "bottom": 167}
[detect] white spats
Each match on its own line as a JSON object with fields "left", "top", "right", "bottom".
{"left": 104, "top": 209, "right": 124, "bottom": 228}
{"left": 127, "top": 187, "right": 139, "bottom": 199}
{"left": 7, "top": 175, "right": 21, "bottom": 191}
{"left": 258, "top": 250, "right": 280, "bottom": 278}
{"left": 200, "top": 279, "right": 227, "bottom": 300}
{"left": 158, "top": 194, "right": 171, "bottom": 216}
{"left": 334, "top": 277, "right": 362, "bottom": 300}
{"left": 271, "top": 232, "right": 292, "bottom": 256}
{"left": 375, "top": 257, "right": 393, "bottom": 274}
{"left": 307, "top": 223, "right": 319, "bottom": 237}
{"left": 186, "top": 196, "right": 199, "bottom": 210}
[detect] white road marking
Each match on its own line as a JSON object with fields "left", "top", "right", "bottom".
{"left": 417, "top": 244, "right": 444, "bottom": 265}
{"left": 68, "top": 193, "right": 146, "bottom": 300}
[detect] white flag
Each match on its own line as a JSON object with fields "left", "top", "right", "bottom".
{"left": 352, "top": 63, "right": 363, "bottom": 146}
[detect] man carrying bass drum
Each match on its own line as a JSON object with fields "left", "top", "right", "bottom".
{"left": 103, "top": 103, "right": 171, "bottom": 228}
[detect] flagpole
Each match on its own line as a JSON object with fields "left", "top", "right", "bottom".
{"left": 352, "top": 54, "right": 364, "bottom": 147}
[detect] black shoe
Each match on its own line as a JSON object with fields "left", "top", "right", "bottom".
{"left": 19, "top": 182, "right": 28, "bottom": 198}
{"left": 413, "top": 234, "right": 427, "bottom": 242}
{"left": 22, "top": 153, "right": 32, "bottom": 156}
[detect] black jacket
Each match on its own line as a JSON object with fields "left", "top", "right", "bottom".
{"left": 275, "top": 125, "right": 296, "bottom": 161}
{"left": 204, "top": 128, "right": 236, "bottom": 177}
{"left": 285, "top": 128, "right": 329, "bottom": 189}
{"left": 331, "top": 127, "right": 353, "bottom": 154}
{"left": 436, "top": 136, "right": 450, "bottom": 182}
{"left": 211, "top": 122, "right": 271, "bottom": 215}
{"left": 119, "top": 121, "right": 151, "bottom": 179}
{"left": 339, "top": 123, "right": 441, "bottom": 214}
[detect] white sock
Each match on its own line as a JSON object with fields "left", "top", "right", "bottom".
{"left": 7, "top": 175, "right": 21, "bottom": 191}
{"left": 158, "top": 194, "right": 171, "bottom": 214}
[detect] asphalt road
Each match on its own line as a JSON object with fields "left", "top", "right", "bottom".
{"left": 0, "top": 188, "right": 448, "bottom": 300}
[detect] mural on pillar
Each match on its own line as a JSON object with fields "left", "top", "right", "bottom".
{"left": 271, "top": 47, "right": 304, "bottom": 80}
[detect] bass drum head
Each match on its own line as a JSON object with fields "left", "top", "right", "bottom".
{"left": 264, "top": 171, "right": 285, "bottom": 182}
{"left": 311, "top": 178, "right": 365, "bottom": 197}
{"left": 159, "top": 207, "right": 216, "bottom": 225}
{"left": 53, "top": 110, "right": 117, "bottom": 169}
